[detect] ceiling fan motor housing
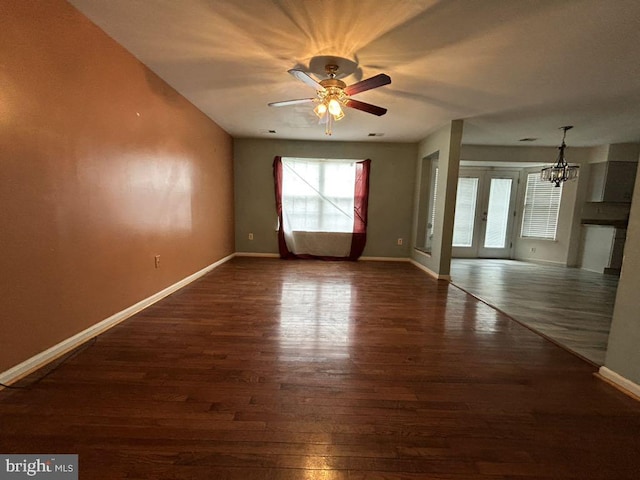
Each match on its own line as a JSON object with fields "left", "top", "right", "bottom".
{"left": 320, "top": 78, "right": 346, "bottom": 90}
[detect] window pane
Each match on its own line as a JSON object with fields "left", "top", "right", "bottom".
{"left": 323, "top": 162, "right": 355, "bottom": 198}
{"left": 282, "top": 158, "right": 356, "bottom": 233}
{"left": 453, "top": 177, "right": 478, "bottom": 247}
{"left": 484, "top": 178, "right": 512, "bottom": 248}
{"left": 521, "top": 173, "right": 562, "bottom": 239}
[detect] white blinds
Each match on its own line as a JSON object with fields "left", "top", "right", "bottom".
{"left": 484, "top": 178, "right": 512, "bottom": 248}
{"left": 426, "top": 167, "right": 439, "bottom": 246}
{"left": 521, "top": 172, "right": 562, "bottom": 240}
{"left": 452, "top": 177, "right": 479, "bottom": 247}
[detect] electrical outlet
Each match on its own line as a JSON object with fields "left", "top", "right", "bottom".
{"left": 397, "top": 238, "right": 403, "bottom": 246}
{"left": 248, "top": 233, "right": 254, "bottom": 240}
{"left": 154, "top": 255, "right": 161, "bottom": 268}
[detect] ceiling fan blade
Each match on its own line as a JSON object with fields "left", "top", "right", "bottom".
{"left": 268, "top": 98, "right": 315, "bottom": 107}
{"left": 344, "top": 73, "right": 391, "bottom": 96}
{"left": 288, "top": 69, "right": 325, "bottom": 91}
{"left": 344, "top": 99, "right": 387, "bottom": 116}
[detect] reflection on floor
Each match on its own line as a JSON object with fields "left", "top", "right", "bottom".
{"left": 450, "top": 259, "right": 619, "bottom": 366}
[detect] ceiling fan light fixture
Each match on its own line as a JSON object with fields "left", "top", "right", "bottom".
{"left": 327, "top": 98, "right": 344, "bottom": 121}
{"left": 269, "top": 61, "right": 391, "bottom": 136}
{"left": 328, "top": 98, "right": 342, "bottom": 116}
{"left": 313, "top": 102, "right": 327, "bottom": 118}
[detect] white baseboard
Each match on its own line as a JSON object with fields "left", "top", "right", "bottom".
{"left": 359, "top": 256, "right": 410, "bottom": 262}
{"left": 410, "top": 259, "right": 451, "bottom": 281}
{"left": 235, "top": 253, "right": 412, "bottom": 262}
{"left": 598, "top": 366, "right": 640, "bottom": 400}
{"left": 514, "top": 257, "right": 567, "bottom": 267}
{"left": 0, "top": 253, "right": 235, "bottom": 388}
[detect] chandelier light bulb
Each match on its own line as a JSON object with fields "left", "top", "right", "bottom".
{"left": 328, "top": 98, "right": 342, "bottom": 116}
{"left": 313, "top": 102, "right": 327, "bottom": 118}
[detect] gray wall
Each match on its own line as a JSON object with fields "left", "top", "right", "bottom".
{"left": 234, "top": 138, "right": 418, "bottom": 258}
{"left": 604, "top": 164, "right": 640, "bottom": 385}
{"left": 411, "top": 121, "right": 463, "bottom": 278}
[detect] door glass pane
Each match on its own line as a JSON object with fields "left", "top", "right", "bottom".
{"left": 453, "top": 177, "right": 478, "bottom": 247}
{"left": 484, "top": 178, "right": 512, "bottom": 248}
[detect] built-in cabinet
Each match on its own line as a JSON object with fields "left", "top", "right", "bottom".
{"left": 587, "top": 161, "right": 637, "bottom": 203}
{"left": 580, "top": 225, "right": 626, "bottom": 275}
{"left": 580, "top": 157, "right": 638, "bottom": 275}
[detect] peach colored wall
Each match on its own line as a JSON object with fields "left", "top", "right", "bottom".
{"left": 0, "top": 0, "right": 234, "bottom": 372}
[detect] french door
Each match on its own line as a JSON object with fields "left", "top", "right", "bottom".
{"left": 452, "top": 169, "right": 519, "bottom": 258}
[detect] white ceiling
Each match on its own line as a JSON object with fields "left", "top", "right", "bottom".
{"left": 68, "top": 0, "right": 640, "bottom": 147}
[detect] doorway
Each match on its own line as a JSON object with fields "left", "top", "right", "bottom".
{"left": 452, "top": 168, "right": 520, "bottom": 258}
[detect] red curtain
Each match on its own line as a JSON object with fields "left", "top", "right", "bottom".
{"left": 273, "top": 156, "right": 371, "bottom": 261}
{"left": 273, "top": 156, "right": 293, "bottom": 258}
{"left": 349, "top": 159, "right": 371, "bottom": 259}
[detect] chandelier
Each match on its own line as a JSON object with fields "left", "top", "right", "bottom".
{"left": 541, "top": 126, "right": 579, "bottom": 187}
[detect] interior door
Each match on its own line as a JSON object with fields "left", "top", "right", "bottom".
{"left": 452, "top": 169, "right": 519, "bottom": 258}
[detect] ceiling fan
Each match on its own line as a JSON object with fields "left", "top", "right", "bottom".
{"left": 268, "top": 64, "right": 391, "bottom": 135}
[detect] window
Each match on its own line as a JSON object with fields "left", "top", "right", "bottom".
{"left": 426, "top": 165, "right": 439, "bottom": 252}
{"left": 282, "top": 158, "right": 356, "bottom": 233}
{"left": 521, "top": 172, "right": 562, "bottom": 240}
{"left": 415, "top": 155, "right": 438, "bottom": 254}
{"left": 274, "top": 156, "right": 371, "bottom": 260}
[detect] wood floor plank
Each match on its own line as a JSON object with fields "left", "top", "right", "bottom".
{"left": 1, "top": 258, "right": 639, "bottom": 479}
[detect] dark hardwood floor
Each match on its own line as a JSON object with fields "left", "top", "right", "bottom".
{"left": 1, "top": 257, "right": 639, "bottom": 479}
